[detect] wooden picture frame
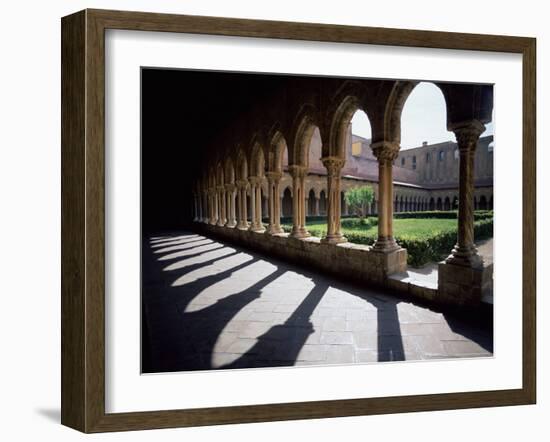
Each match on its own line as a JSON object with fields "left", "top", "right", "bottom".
{"left": 61, "top": 8, "right": 536, "bottom": 433}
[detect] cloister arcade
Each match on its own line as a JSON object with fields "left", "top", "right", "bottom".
{"left": 191, "top": 77, "right": 493, "bottom": 306}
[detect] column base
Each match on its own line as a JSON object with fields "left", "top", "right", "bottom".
{"left": 444, "top": 245, "right": 484, "bottom": 269}
{"left": 216, "top": 220, "right": 226, "bottom": 227}
{"left": 225, "top": 220, "right": 237, "bottom": 228}
{"left": 321, "top": 233, "right": 347, "bottom": 244}
{"left": 266, "top": 225, "right": 284, "bottom": 235}
{"left": 438, "top": 260, "right": 492, "bottom": 306}
{"left": 290, "top": 227, "right": 310, "bottom": 239}
{"left": 249, "top": 223, "right": 265, "bottom": 233}
{"left": 372, "top": 236, "right": 400, "bottom": 253}
{"left": 236, "top": 222, "right": 249, "bottom": 230}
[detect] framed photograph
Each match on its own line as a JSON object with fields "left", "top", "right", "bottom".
{"left": 61, "top": 9, "right": 536, "bottom": 433}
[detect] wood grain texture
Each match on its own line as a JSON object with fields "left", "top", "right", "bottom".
{"left": 61, "top": 10, "right": 86, "bottom": 432}
{"left": 60, "top": 8, "right": 537, "bottom": 433}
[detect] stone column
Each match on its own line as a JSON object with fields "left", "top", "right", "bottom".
{"left": 248, "top": 176, "right": 265, "bottom": 232}
{"left": 444, "top": 121, "right": 485, "bottom": 268}
{"left": 266, "top": 172, "right": 284, "bottom": 234}
{"left": 225, "top": 184, "right": 237, "bottom": 227}
{"left": 321, "top": 156, "right": 347, "bottom": 244}
{"left": 191, "top": 193, "right": 196, "bottom": 221}
{"left": 314, "top": 197, "right": 320, "bottom": 216}
{"left": 288, "top": 165, "right": 310, "bottom": 238}
{"left": 236, "top": 180, "right": 249, "bottom": 230}
{"left": 198, "top": 191, "right": 204, "bottom": 223}
{"left": 216, "top": 186, "right": 226, "bottom": 226}
{"left": 371, "top": 141, "right": 400, "bottom": 252}
{"left": 201, "top": 190, "right": 208, "bottom": 223}
{"left": 209, "top": 188, "right": 218, "bottom": 225}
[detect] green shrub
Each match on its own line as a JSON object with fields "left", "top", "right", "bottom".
{"left": 281, "top": 213, "right": 493, "bottom": 267}
{"left": 341, "top": 217, "right": 378, "bottom": 229}
{"left": 393, "top": 210, "right": 493, "bottom": 220}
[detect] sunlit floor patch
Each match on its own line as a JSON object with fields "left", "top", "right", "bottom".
{"left": 158, "top": 242, "right": 223, "bottom": 261}
{"left": 185, "top": 259, "right": 280, "bottom": 313}
{"left": 163, "top": 247, "right": 236, "bottom": 271}
{"left": 153, "top": 238, "right": 213, "bottom": 254}
{"left": 171, "top": 252, "right": 254, "bottom": 287}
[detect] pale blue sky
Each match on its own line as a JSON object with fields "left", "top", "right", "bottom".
{"left": 351, "top": 82, "right": 494, "bottom": 150}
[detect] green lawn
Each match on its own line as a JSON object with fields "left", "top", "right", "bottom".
{"left": 282, "top": 217, "right": 458, "bottom": 238}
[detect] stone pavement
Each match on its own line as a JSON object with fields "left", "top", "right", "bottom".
{"left": 142, "top": 232, "right": 493, "bottom": 373}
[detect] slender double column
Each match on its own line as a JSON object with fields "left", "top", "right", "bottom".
{"left": 371, "top": 141, "right": 400, "bottom": 252}
{"left": 314, "top": 197, "right": 320, "bottom": 216}
{"left": 197, "top": 191, "right": 203, "bottom": 222}
{"left": 235, "top": 180, "right": 249, "bottom": 230}
{"left": 445, "top": 121, "right": 485, "bottom": 268}
{"left": 216, "top": 186, "right": 226, "bottom": 226}
{"left": 202, "top": 190, "right": 209, "bottom": 223}
{"left": 321, "top": 156, "right": 347, "bottom": 244}
{"left": 288, "top": 165, "right": 310, "bottom": 238}
{"left": 265, "top": 172, "right": 284, "bottom": 234}
{"left": 248, "top": 176, "right": 265, "bottom": 232}
{"left": 225, "top": 184, "right": 237, "bottom": 227}
{"left": 192, "top": 193, "right": 199, "bottom": 221}
{"left": 208, "top": 188, "right": 218, "bottom": 225}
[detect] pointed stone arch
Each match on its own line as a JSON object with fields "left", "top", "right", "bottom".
{"left": 290, "top": 104, "right": 319, "bottom": 167}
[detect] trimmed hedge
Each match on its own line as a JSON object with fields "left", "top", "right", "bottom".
{"left": 281, "top": 212, "right": 493, "bottom": 267}
{"left": 393, "top": 210, "right": 493, "bottom": 220}
{"left": 341, "top": 217, "right": 378, "bottom": 229}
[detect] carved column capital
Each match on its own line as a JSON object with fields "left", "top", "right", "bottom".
{"left": 217, "top": 185, "right": 225, "bottom": 192}
{"left": 370, "top": 141, "right": 400, "bottom": 162}
{"left": 288, "top": 165, "right": 308, "bottom": 179}
{"left": 225, "top": 183, "right": 236, "bottom": 192}
{"left": 321, "top": 156, "right": 345, "bottom": 176}
{"left": 451, "top": 120, "right": 485, "bottom": 152}
{"left": 265, "top": 171, "right": 283, "bottom": 183}
{"left": 235, "top": 179, "right": 248, "bottom": 189}
{"left": 248, "top": 175, "right": 262, "bottom": 186}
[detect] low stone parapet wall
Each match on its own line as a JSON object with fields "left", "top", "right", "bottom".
{"left": 190, "top": 223, "right": 493, "bottom": 309}
{"left": 195, "top": 223, "right": 408, "bottom": 293}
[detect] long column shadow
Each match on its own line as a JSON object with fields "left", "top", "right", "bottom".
{"left": 162, "top": 250, "right": 240, "bottom": 274}
{"left": 145, "top": 267, "right": 287, "bottom": 373}
{"left": 157, "top": 243, "right": 224, "bottom": 262}
{"left": 377, "top": 303, "right": 405, "bottom": 362}
{"left": 220, "top": 281, "right": 329, "bottom": 369}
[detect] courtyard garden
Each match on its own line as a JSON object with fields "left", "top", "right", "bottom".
{"left": 280, "top": 210, "right": 493, "bottom": 267}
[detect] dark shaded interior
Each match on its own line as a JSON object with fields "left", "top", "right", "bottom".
{"left": 142, "top": 68, "right": 289, "bottom": 233}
